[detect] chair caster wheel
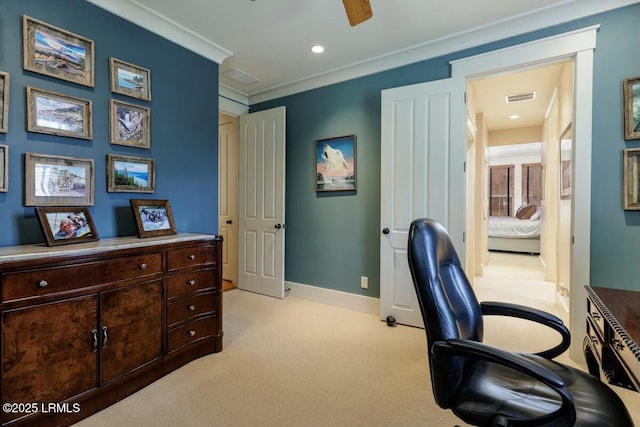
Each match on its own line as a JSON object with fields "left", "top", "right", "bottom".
{"left": 386, "top": 315, "right": 396, "bottom": 327}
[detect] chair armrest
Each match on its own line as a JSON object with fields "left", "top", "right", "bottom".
{"left": 480, "top": 301, "right": 571, "bottom": 359}
{"left": 432, "top": 339, "right": 576, "bottom": 426}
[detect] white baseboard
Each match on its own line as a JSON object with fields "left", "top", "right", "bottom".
{"left": 285, "top": 281, "right": 380, "bottom": 316}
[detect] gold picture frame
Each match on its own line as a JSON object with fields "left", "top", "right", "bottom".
{"left": 109, "top": 57, "right": 151, "bottom": 101}
{"left": 110, "top": 99, "right": 150, "bottom": 149}
{"left": 0, "top": 71, "right": 9, "bottom": 133}
{"left": 623, "top": 148, "right": 640, "bottom": 210}
{"left": 623, "top": 76, "right": 640, "bottom": 140}
{"left": 35, "top": 206, "right": 99, "bottom": 246}
{"left": 22, "top": 15, "right": 95, "bottom": 87}
{"left": 26, "top": 86, "right": 92, "bottom": 140}
{"left": 130, "top": 199, "right": 176, "bottom": 238}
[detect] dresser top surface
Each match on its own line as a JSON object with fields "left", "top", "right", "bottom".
{"left": 589, "top": 286, "right": 640, "bottom": 348}
{"left": 0, "top": 233, "right": 218, "bottom": 264}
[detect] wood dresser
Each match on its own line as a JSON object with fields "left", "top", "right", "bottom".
{"left": 0, "top": 233, "right": 223, "bottom": 427}
{"left": 584, "top": 285, "right": 640, "bottom": 392}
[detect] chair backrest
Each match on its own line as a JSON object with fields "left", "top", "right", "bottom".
{"left": 407, "top": 218, "right": 484, "bottom": 407}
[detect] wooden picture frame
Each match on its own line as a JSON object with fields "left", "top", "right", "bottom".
{"left": 107, "top": 154, "right": 155, "bottom": 193}
{"left": 0, "top": 71, "right": 9, "bottom": 133}
{"left": 109, "top": 57, "right": 151, "bottom": 101}
{"left": 623, "top": 148, "right": 640, "bottom": 210}
{"left": 24, "top": 152, "right": 94, "bottom": 206}
{"left": 35, "top": 206, "right": 99, "bottom": 246}
{"left": 0, "top": 144, "right": 7, "bottom": 192}
{"left": 22, "top": 15, "right": 95, "bottom": 87}
{"left": 110, "top": 99, "right": 150, "bottom": 148}
{"left": 130, "top": 199, "right": 176, "bottom": 238}
{"left": 26, "top": 86, "right": 92, "bottom": 140}
{"left": 315, "top": 134, "right": 357, "bottom": 192}
{"left": 624, "top": 76, "right": 640, "bottom": 140}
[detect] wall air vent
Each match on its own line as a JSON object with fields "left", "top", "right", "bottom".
{"left": 505, "top": 91, "right": 536, "bottom": 103}
{"left": 221, "top": 68, "right": 260, "bottom": 85}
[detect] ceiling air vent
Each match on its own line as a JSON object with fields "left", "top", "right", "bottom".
{"left": 505, "top": 91, "right": 536, "bottom": 103}
{"left": 221, "top": 68, "right": 260, "bottom": 85}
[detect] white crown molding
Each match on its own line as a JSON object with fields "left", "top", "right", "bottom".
{"left": 86, "top": 0, "right": 232, "bottom": 64}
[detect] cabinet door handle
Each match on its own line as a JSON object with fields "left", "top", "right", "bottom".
{"left": 591, "top": 312, "right": 601, "bottom": 320}
{"left": 102, "top": 326, "right": 108, "bottom": 349}
{"left": 188, "top": 254, "right": 196, "bottom": 260}
{"left": 188, "top": 330, "right": 196, "bottom": 337}
{"left": 38, "top": 280, "right": 48, "bottom": 288}
{"left": 139, "top": 263, "right": 147, "bottom": 270}
{"left": 188, "top": 305, "right": 196, "bottom": 311}
{"left": 91, "top": 329, "right": 98, "bottom": 353}
{"left": 188, "top": 279, "right": 196, "bottom": 286}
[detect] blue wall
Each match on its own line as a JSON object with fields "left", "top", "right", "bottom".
{"left": 254, "top": 4, "right": 640, "bottom": 294}
{"left": 0, "top": 0, "right": 219, "bottom": 246}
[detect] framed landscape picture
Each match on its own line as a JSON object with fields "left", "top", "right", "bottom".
{"left": 624, "top": 148, "right": 640, "bottom": 210}
{"left": 624, "top": 76, "right": 640, "bottom": 140}
{"left": 35, "top": 206, "right": 99, "bottom": 246}
{"left": 23, "top": 15, "right": 94, "bottom": 87}
{"left": 26, "top": 86, "right": 92, "bottom": 140}
{"left": 0, "top": 71, "right": 9, "bottom": 133}
{"left": 107, "top": 154, "right": 155, "bottom": 193}
{"left": 315, "top": 134, "right": 357, "bottom": 192}
{"left": 130, "top": 199, "right": 176, "bottom": 238}
{"left": 24, "top": 152, "right": 94, "bottom": 206}
{"left": 110, "top": 99, "right": 150, "bottom": 148}
{"left": 0, "top": 144, "right": 7, "bottom": 192}
{"left": 109, "top": 57, "right": 151, "bottom": 101}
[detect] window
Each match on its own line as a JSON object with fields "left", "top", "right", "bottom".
{"left": 489, "top": 165, "right": 514, "bottom": 216}
{"left": 522, "top": 163, "right": 542, "bottom": 206}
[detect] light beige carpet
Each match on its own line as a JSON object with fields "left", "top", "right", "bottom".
{"left": 75, "top": 252, "right": 638, "bottom": 426}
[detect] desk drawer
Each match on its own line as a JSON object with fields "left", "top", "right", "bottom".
{"left": 586, "top": 317, "right": 603, "bottom": 363}
{"left": 611, "top": 329, "right": 640, "bottom": 391}
{"left": 587, "top": 297, "right": 606, "bottom": 339}
{"left": 167, "top": 315, "right": 217, "bottom": 353}
{"left": 167, "top": 291, "right": 217, "bottom": 327}
{"left": 167, "top": 245, "right": 216, "bottom": 271}
{"left": 166, "top": 269, "right": 216, "bottom": 299}
{"left": 1, "top": 253, "right": 162, "bottom": 302}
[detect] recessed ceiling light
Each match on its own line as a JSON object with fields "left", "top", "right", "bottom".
{"left": 509, "top": 115, "right": 519, "bottom": 119}
{"left": 311, "top": 45, "right": 325, "bottom": 54}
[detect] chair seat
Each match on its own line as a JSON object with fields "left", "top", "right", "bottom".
{"left": 452, "top": 355, "right": 633, "bottom": 426}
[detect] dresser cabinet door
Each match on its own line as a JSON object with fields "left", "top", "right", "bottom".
{"left": 99, "top": 280, "right": 162, "bottom": 384}
{"left": 1, "top": 296, "right": 98, "bottom": 411}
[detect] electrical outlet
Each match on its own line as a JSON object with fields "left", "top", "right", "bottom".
{"left": 360, "top": 276, "right": 368, "bottom": 289}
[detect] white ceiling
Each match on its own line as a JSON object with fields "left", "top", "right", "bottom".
{"left": 88, "top": 0, "right": 634, "bottom": 116}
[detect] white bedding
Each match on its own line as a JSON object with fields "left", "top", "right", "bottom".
{"left": 488, "top": 216, "right": 541, "bottom": 238}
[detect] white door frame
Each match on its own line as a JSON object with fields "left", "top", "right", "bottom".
{"left": 451, "top": 25, "right": 598, "bottom": 361}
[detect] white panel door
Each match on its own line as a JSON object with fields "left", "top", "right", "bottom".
{"left": 238, "top": 107, "right": 286, "bottom": 298}
{"left": 218, "top": 113, "right": 238, "bottom": 284}
{"left": 380, "top": 77, "right": 466, "bottom": 327}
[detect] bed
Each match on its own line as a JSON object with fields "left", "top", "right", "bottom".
{"left": 488, "top": 210, "right": 541, "bottom": 254}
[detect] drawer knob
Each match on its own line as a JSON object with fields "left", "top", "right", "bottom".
{"left": 188, "top": 254, "right": 196, "bottom": 260}
{"left": 592, "top": 312, "right": 601, "bottom": 320}
{"left": 139, "top": 263, "right": 147, "bottom": 270}
{"left": 37, "top": 280, "right": 48, "bottom": 288}
{"left": 188, "top": 305, "right": 196, "bottom": 311}
{"left": 188, "top": 330, "right": 196, "bottom": 337}
{"left": 612, "top": 339, "right": 625, "bottom": 351}
{"left": 188, "top": 279, "right": 196, "bottom": 286}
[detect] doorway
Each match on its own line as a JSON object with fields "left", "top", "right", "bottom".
{"left": 218, "top": 112, "right": 239, "bottom": 289}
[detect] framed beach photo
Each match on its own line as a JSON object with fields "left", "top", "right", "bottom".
{"left": 624, "top": 76, "right": 640, "bottom": 140}
{"left": 0, "top": 144, "right": 8, "bottom": 192}
{"left": 315, "top": 134, "right": 357, "bottom": 192}
{"left": 109, "top": 57, "right": 151, "bottom": 101}
{"left": 110, "top": 99, "right": 150, "bottom": 148}
{"left": 23, "top": 15, "right": 94, "bottom": 87}
{"left": 623, "top": 148, "right": 640, "bottom": 210}
{"left": 130, "top": 199, "right": 176, "bottom": 238}
{"left": 107, "top": 154, "right": 155, "bottom": 193}
{"left": 24, "top": 152, "right": 94, "bottom": 206}
{"left": 35, "top": 207, "right": 99, "bottom": 246}
{"left": 0, "top": 71, "right": 9, "bottom": 133}
{"left": 26, "top": 86, "right": 92, "bottom": 140}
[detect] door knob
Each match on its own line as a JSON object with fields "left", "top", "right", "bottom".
{"left": 226, "top": 220, "right": 232, "bottom": 224}
{"left": 382, "top": 228, "right": 390, "bottom": 235}
{"left": 275, "top": 223, "right": 282, "bottom": 229}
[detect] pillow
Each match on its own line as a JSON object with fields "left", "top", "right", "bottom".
{"left": 517, "top": 205, "right": 537, "bottom": 219}
{"left": 529, "top": 210, "right": 540, "bottom": 221}
{"left": 515, "top": 204, "right": 528, "bottom": 217}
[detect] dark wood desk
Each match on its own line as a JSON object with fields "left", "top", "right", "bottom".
{"left": 584, "top": 286, "right": 640, "bottom": 392}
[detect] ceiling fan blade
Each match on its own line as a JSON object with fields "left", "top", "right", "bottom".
{"left": 342, "top": 0, "right": 373, "bottom": 27}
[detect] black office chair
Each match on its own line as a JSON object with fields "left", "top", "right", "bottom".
{"left": 407, "top": 218, "right": 633, "bottom": 427}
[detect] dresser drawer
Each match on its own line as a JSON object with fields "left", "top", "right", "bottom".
{"left": 587, "top": 297, "right": 605, "bottom": 338}
{"left": 167, "top": 315, "right": 217, "bottom": 353}
{"left": 167, "top": 291, "right": 217, "bottom": 327}
{"left": 166, "top": 269, "right": 216, "bottom": 299}
{"left": 1, "top": 253, "right": 162, "bottom": 302}
{"left": 166, "top": 245, "right": 216, "bottom": 271}
{"left": 611, "top": 329, "right": 640, "bottom": 391}
{"left": 586, "top": 317, "right": 603, "bottom": 364}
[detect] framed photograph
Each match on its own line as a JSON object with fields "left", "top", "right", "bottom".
{"left": 0, "top": 71, "right": 9, "bottom": 133}
{"left": 22, "top": 15, "right": 94, "bottom": 87}
{"left": 130, "top": 199, "right": 176, "bottom": 238}
{"left": 110, "top": 99, "right": 150, "bottom": 148}
{"left": 560, "top": 124, "right": 572, "bottom": 200}
{"left": 109, "top": 57, "right": 151, "bottom": 101}
{"left": 26, "top": 86, "right": 92, "bottom": 140}
{"left": 624, "top": 76, "right": 640, "bottom": 140}
{"left": 24, "top": 152, "right": 94, "bottom": 206}
{"left": 315, "top": 134, "right": 357, "bottom": 192}
{"left": 0, "top": 144, "right": 7, "bottom": 192}
{"left": 623, "top": 148, "right": 640, "bottom": 210}
{"left": 35, "top": 207, "right": 99, "bottom": 246}
{"left": 107, "top": 154, "right": 155, "bottom": 193}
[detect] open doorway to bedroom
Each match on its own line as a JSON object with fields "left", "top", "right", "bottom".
{"left": 467, "top": 59, "right": 574, "bottom": 319}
